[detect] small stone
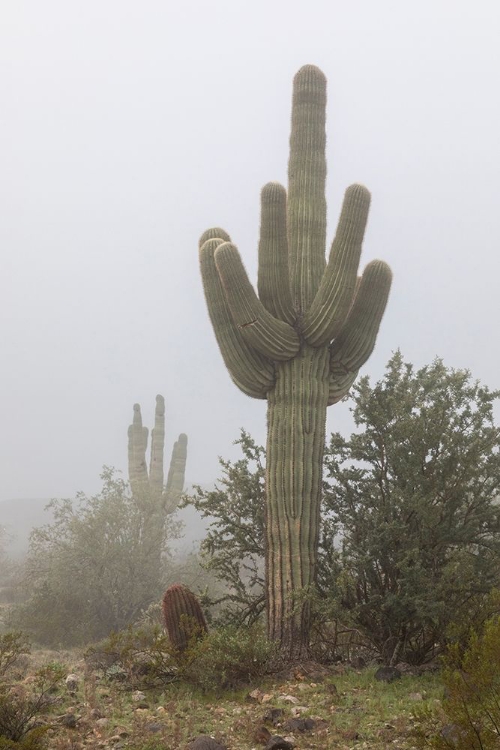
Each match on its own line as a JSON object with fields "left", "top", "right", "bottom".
{"left": 90, "top": 708, "right": 104, "bottom": 719}
{"left": 60, "top": 713, "right": 78, "bottom": 728}
{"left": 131, "top": 690, "right": 146, "bottom": 702}
{"left": 262, "top": 708, "right": 285, "bottom": 726}
{"left": 95, "top": 718, "right": 109, "bottom": 728}
{"left": 409, "top": 692, "right": 423, "bottom": 701}
{"left": 283, "top": 717, "right": 316, "bottom": 732}
{"left": 280, "top": 694, "right": 300, "bottom": 705}
{"left": 65, "top": 674, "right": 80, "bottom": 692}
{"left": 187, "top": 736, "right": 226, "bottom": 750}
{"left": 264, "top": 735, "right": 294, "bottom": 750}
{"left": 146, "top": 722, "right": 162, "bottom": 733}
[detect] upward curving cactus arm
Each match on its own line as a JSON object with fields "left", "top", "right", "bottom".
{"left": 257, "top": 182, "right": 295, "bottom": 325}
{"left": 329, "top": 259, "right": 392, "bottom": 373}
{"left": 199, "top": 237, "right": 275, "bottom": 398}
{"left": 303, "top": 184, "right": 371, "bottom": 347}
{"left": 164, "top": 432, "right": 188, "bottom": 513}
{"left": 214, "top": 242, "right": 300, "bottom": 361}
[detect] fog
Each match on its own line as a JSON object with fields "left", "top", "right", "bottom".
{"left": 1, "top": 0, "right": 499, "bottom": 503}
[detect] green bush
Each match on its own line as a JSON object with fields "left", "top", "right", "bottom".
{"left": 0, "top": 634, "right": 30, "bottom": 679}
{"left": 179, "top": 623, "right": 276, "bottom": 692}
{"left": 7, "top": 469, "right": 180, "bottom": 646}
{"left": 85, "top": 625, "right": 176, "bottom": 686}
{"left": 426, "top": 614, "right": 500, "bottom": 748}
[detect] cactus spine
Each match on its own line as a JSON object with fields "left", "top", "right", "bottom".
{"left": 162, "top": 583, "right": 208, "bottom": 652}
{"left": 128, "top": 395, "right": 188, "bottom": 514}
{"left": 199, "top": 66, "right": 392, "bottom": 659}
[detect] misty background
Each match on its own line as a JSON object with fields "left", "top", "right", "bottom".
{"left": 1, "top": 1, "right": 499, "bottom": 548}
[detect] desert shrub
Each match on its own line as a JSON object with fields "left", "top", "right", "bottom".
{"left": 423, "top": 613, "right": 500, "bottom": 749}
{"left": 7, "top": 469, "right": 180, "bottom": 646}
{"left": 0, "top": 634, "right": 30, "bottom": 679}
{"left": 85, "top": 625, "right": 176, "bottom": 686}
{"left": 323, "top": 353, "right": 500, "bottom": 664}
{"left": 0, "top": 663, "right": 63, "bottom": 746}
{"left": 179, "top": 623, "right": 276, "bottom": 692}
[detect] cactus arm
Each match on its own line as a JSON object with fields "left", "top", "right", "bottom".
{"left": 149, "top": 394, "right": 165, "bottom": 496}
{"left": 303, "top": 184, "right": 371, "bottom": 347}
{"left": 287, "top": 65, "right": 327, "bottom": 312}
{"left": 330, "top": 260, "right": 392, "bottom": 372}
{"left": 327, "top": 368, "right": 358, "bottom": 406}
{"left": 128, "top": 404, "right": 149, "bottom": 494}
{"left": 200, "top": 237, "right": 275, "bottom": 399}
{"left": 164, "top": 433, "right": 188, "bottom": 514}
{"left": 214, "top": 242, "right": 300, "bottom": 361}
{"left": 257, "top": 182, "right": 296, "bottom": 325}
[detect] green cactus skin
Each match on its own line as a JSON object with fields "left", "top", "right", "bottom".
{"left": 199, "top": 65, "right": 392, "bottom": 659}
{"left": 162, "top": 583, "right": 208, "bottom": 652}
{"left": 127, "top": 395, "right": 188, "bottom": 514}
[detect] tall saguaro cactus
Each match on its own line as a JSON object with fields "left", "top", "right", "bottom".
{"left": 128, "top": 394, "right": 188, "bottom": 514}
{"left": 199, "top": 65, "right": 392, "bottom": 659}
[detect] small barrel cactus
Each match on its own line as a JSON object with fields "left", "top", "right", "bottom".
{"left": 162, "top": 583, "right": 208, "bottom": 652}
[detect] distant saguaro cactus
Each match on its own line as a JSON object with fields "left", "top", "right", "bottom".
{"left": 199, "top": 65, "right": 392, "bottom": 659}
{"left": 162, "top": 583, "right": 208, "bottom": 652}
{"left": 128, "top": 395, "right": 188, "bottom": 514}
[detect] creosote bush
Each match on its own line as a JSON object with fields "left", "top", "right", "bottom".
{"left": 0, "top": 663, "right": 64, "bottom": 747}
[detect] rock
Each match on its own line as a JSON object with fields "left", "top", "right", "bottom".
{"left": 374, "top": 666, "right": 401, "bottom": 683}
{"left": 95, "top": 717, "right": 109, "bottom": 728}
{"left": 187, "top": 736, "right": 226, "bottom": 750}
{"left": 89, "top": 708, "right": 104, "bottom": 719}
{"left": 283, "top": 717, "right": 316, "bottom": 732}
{"left": 254, "top": 726, "right": 272, "bottom": 744}
{"left": 131, "top": 690, "right": 146, "bottom": 702}
{"left": 280, "top": 694, "right": 300, "bottom": 704}
{"left": 146, "top": 722, "right": 163, "bottom": 733}
{"left": 264, "top": 736, "right": 294, "bottom": 750}
{"left": 408, "top": 692, "right": 423, "bottom": 701}
{"left": 60, "top": 712, "right": 78, "bottom": 728}
{"left": 262, "top": 707, "right": 285, "bottom": 725}
{"left": 65, "top": 673, "right": 80, "bottom": 692}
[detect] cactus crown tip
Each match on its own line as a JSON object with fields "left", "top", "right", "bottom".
{"left": 199, "top": 227, "right": 231, "bottom": 249}
{"left": 294, "top": 64, "right": 326, "bottom": 83}
{"left": 133, "top": 403, "right": 141, "bottom": 412}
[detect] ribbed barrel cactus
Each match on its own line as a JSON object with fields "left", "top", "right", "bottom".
{"left": 128, "top": 394, "right": 188, "bottom": 514}
{"left": 162, "top": 583, "right": 208, "bottom": 652}
{"left": 199, "top": 65, "right": 392, "bottom": 659}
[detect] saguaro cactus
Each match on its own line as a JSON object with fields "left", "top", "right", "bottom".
{"left": 128, "top": 394, "right": 188, "bottom": 514}
{"left": 199, "top": 65, "right": 392, "bottom": 659}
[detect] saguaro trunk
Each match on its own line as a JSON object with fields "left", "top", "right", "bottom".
{"left": 199, "top": 65, "right": 392, "bottom": 659}
{"left": 266, "top": 346, "right": 329, "bottom": 658}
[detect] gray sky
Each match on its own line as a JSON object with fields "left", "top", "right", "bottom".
{"left": 1, "top": 0, "right": 499, "bottom": 502}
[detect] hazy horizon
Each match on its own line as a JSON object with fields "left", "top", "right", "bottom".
{"left": 2, "top": 0, "right": 499, "bottom": 503}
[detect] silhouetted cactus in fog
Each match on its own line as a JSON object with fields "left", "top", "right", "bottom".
{"left": 128, "top": 394, "right": 187, "bottom": 514}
